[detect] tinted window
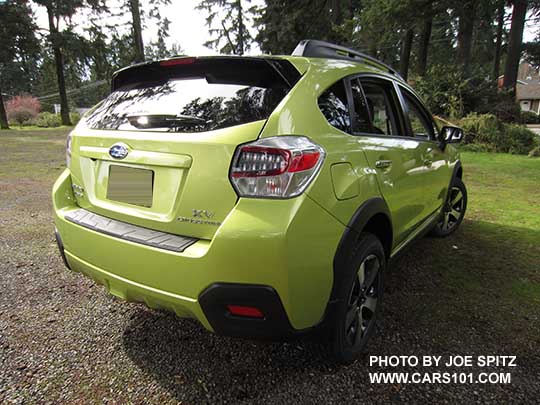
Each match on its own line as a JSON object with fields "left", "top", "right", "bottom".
{"left": 350, "top": 79, "right": 373, "bottom": 133}
{"left": 359, "top": 80, "right": 401, "bottom": 136}
{"left": 84, "top": 58, "right": 297, "bottom": 132}
{"left": 318, "top": 80, "right": 351, "bottom": 133}
{"left": 401, "top": 89, "right": 436, "bottom": 139}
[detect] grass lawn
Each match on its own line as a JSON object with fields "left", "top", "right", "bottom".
{"left": 453, "top": 152, "right": 540, "bottom": 319}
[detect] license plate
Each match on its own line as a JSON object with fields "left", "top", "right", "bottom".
{"left": 106, "top": 165, "right": 154, "bottom": 207}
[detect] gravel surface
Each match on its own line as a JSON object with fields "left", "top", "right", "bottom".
{"left": 1, "top": 130, "right": 539, "bottom": 403}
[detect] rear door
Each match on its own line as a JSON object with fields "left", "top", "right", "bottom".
{"left": 397, "top": 85, "right": 450, "bottom": 217}
{"left": 348, "top": 76, "right": 427, "bottom": 244}
{"left": 69, "top": 57, "right": 300, "bottom": 240}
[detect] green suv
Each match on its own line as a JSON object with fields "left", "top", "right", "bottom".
{"left": 53, "top": 40, "right": 467, "bottom": 362}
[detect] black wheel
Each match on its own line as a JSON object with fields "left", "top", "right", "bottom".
{"left": 431, "top": 177, "right": 467, "bottom": 237}
{"left": 329, "top": 233, "right": 385, "bottom": 364}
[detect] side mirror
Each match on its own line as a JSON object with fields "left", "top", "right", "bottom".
{"left": 440, "top": 126, "right": 464, "bottom": 144}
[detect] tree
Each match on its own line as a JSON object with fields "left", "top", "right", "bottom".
{"left": 254, "top": 0, "right": 338, "bottom": 54}
{"left": 456, "top": 1, "right": 477, "bottom": 76}
{"left": 129, "top": 0, "right": 145, "bottom": 62}
{"left": 33, "top": 0, "right": 105, "bottom": 125}
{"left": 359, "top": 0, "right": 435, "bottom": 78}
{"left": 400, "top": 29, "right": 414, "bottom": 80}
{"left": 523, "top": 38, "right": 540, "bottom": 68}
{"left": 502, "top": 0, "right": 528, "bottom": 90}
{"left": 198, "top": 0, "right": 253, "bottom": 55}
{"left": 492, "top": 0, "right": 505, "bottom": 80}
{"left": 0, "top": 2, "right": 40, "bottom": 129}
{"left": 417, "top": 6, "right": 433, "bottom": 76}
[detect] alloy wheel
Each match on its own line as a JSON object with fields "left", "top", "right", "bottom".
{"left": 345, "top": 254, "right": 380, "bottom": 347}
{"left": 440, "top": 186, "right": 465, "bottom": 232}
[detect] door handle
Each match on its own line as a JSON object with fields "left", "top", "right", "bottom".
{"left": 375, "top": 160, "right": 392, "bottom": 169}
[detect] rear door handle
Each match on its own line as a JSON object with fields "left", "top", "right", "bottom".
{"left": 375, "top": 160, "right": 392, "bottom": 169}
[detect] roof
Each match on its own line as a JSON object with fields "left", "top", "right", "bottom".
{"left": 516, "top": 79, "right": 540, "bottom": 100}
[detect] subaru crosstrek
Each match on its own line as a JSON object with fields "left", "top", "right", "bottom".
{"left": 53, "top": 40, "right": 467, "bottom": 363}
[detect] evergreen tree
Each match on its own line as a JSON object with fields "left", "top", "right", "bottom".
{"left": 0, "top": 1, "right": 40, "bottom": 129}
{"left": 198, "top": 0, "right": 253, "bottom": 55}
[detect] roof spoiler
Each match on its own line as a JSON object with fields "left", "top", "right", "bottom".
{"left": 292, "top": 39, "right": 402, "bottom": 79}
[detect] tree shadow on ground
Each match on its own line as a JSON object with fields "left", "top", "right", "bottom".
{"left": 122, "top": 219, "right": 540, "bottom": 403}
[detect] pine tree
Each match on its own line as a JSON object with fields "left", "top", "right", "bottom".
{"left": 0, "top": 2, "right": 40, "bottom": 129}
{"left": 198, "top": 0, "right": 253, "bottom": 55}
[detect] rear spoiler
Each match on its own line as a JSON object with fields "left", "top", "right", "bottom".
{"left": 110, "top": 56, "right": 301, "bottom": 92}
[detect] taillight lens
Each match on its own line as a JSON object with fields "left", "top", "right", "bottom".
{"left": 66, "top": 131, "right": 72, "bottom": 168}
{"left": 230, "top": 136, "right": 325, "bottom": 198}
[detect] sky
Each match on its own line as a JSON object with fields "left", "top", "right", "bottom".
{"left": 32, "top": 0, "right": 263, "bottom": 56}
{"left": 31, "top": 0, "right": 538, "bottom": 57}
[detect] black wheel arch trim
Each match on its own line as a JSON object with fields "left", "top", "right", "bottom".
{"left": 323, "top": 198, "right": 392, "bottom": 323}
{"left": 445, "top": 160, "right": 463, "bottom": 205}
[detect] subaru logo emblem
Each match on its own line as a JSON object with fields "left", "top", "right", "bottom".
{"left": 109, "top": 143, "right": 129, "bottom": 159}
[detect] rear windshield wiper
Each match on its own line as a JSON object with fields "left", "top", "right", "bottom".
{"left": 127, "top": 114, "right": 207, "bottom": 129}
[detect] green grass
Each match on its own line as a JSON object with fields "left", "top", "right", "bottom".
{"left": 461, "top": 152, "right": 540, "bottom": 232}
{"left": 5, "top": 125, "right": 75, "bottom": 131}
{"left": 426, "top": 151, "right": 540, "bottom": 319}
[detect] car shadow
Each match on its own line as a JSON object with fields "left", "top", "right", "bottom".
{"left": 122, "top": 219, "right": 540, "bottom": 402}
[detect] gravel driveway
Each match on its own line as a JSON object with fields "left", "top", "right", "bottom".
{"left": 1, "top": 130, "right": 539, "bottom": 403}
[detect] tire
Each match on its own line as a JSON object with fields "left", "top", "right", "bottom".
{"left": 328, "top": 232, "right": 385, "bottom": 364}
{"left": 431, "top": 177, "right": 467, "bottom": 237}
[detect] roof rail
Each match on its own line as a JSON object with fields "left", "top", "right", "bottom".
{"left": 291, "top": 39, "right": 402, "bottom": 79}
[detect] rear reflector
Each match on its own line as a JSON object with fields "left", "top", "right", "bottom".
{"left": 159, "top": 57, "right": 197, "bottom": 67}
{"left": 227, "top": 305, "right": 264, "bottom": 319}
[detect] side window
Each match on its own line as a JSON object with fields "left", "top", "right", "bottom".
{"left": 318, "top": 80, "right": 351, "bottom": 133}
{"left": 356, "top": 79, "right": 401, "bottom": 136}
{"left": 350, "top": 79, "right": 373, "bottom": 133}
{"left": 401, "top": 89, "right": 436, "bottom": 140}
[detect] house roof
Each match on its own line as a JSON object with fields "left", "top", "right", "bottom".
{"left": 516, "top": 79, "right": 540, "bottom": 100}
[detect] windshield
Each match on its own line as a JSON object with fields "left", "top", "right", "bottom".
{"left": 84, "top": 58, "right": 299, "bottom": 132}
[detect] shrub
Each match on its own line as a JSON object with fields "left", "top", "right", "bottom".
{"left": 458, "top": 113, "right": 501, "bottom": 145}
{"left": 460, "top": 143, "right": 497, "bottom": 153}
{"left": 503, "top": 124, "right": 538, "bottom": 154}
{"left": 35, "top": 112, "right": 61, "bottom": 128}
{"left": 458, "top": 113, "right": 539, "bottom": 154}
{"left": 8, "top": 108, "right": 35, "bottom": 126}
{"left": 6, "top": 94, "right": 41, "bottom": 125}
{"left": 521, "top": 111, "right": 540, "bottom": 124}
{"left": 529, "top": 146, "right": 540, "bottom": 158}
{"left": 489, "top": 93, "right": 523, "bottom": 123}
{"left": 70, "top": 112, "right": 81, "bottom": 126}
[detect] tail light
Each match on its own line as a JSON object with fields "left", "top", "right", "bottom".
{"left": 230, "top": 136, "right": 325, "bottom": 198}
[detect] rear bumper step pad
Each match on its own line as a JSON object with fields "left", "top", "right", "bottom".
{"left": 64, "top": 208, "right": 198, "bottom": 253}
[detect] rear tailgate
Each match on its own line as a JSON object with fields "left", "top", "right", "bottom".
{"left": 68, "top": 57, "right": 301, "bottom": 240}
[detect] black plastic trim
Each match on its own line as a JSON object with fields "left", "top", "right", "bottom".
{"left": 64, "top": 209, "right": 198, "bottom": 253}
{"left": 324, "top": 198, "right": 392, "bottom": 318}
{"left": 54, "top": 228, "right": 71, "bottom": 270}
{"left": 199, "top": 283, "right": 303, "bottom": 339}
{"left": 292, "top": 39, "right": 402, "bottom": 78}
{"left": 446, "top": 161, "right": 463, "bottom": 203}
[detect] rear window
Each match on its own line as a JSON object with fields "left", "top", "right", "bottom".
{"left": 84, "top": 57, "right": 300, "bottom": 132}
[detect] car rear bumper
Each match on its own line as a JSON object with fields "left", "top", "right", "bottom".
{"left": 53, "top": 169, "right": 344, "bottom": 335}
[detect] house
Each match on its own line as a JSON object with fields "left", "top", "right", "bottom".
{"left": 517, "top": 79, "right": 540, "bottom": 114}
{"left": 516, "top": 62, "right": 540, "bottom": 114}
